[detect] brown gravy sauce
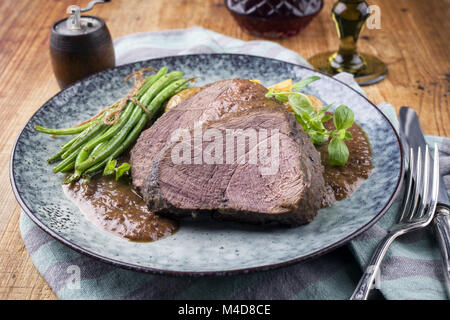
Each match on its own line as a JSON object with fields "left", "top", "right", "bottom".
{"left": 63, "top": 175, "right": 178, "bottom": 242}
{"left": 316, "top": 118, "right": 373, "bottom": 207}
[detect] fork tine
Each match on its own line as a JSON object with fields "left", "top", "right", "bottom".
{"left": 411, "top": 144, "right": 439, "bottom": 222}
{"left": 429, "top": 143, "right": 440, "bottom": 213}
{"left": 399, "top": 148, "right": 414, "bottom": 222}
{"left": 407, "top": 147, "right": 422, "bottom": 221}
{"left": 418, "top": 144, "right": 440, "bottom": 221}
{"left": 416, "top": 145, "right": 430, "bottom": 219}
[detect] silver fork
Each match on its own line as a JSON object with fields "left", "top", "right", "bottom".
{"left": 350, "top": 144, "right": 440, "bottom": 300}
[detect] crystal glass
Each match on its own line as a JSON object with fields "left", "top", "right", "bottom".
{"left": 225, "top": 0, "right": 323, "bottom": 38}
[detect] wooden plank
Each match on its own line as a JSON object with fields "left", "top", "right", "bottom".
{"left": 0, "top": 0, "right": 448, "bottom": 299}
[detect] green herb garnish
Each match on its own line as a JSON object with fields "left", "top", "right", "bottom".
{"left": 328, "top": 105, "right": 354, "bottom": 166}
{"left": 266, "top": 76, "right": 354, "bottom": 166}
{"left": 103, "top": 159, "right": 131, "bottom": 180}
{"left": 103, "top": 158, "right": 117, "bottom": 176}
{"left": 115, "top": 163, "right": 131, "bottom": 180}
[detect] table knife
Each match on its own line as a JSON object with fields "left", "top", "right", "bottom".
{"left": 399, "top": 106, "right": 450, "bottom": 297}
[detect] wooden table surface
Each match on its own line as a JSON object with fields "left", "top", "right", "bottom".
{"left": 0, "top": 0, "right": 448, "bottom": 300}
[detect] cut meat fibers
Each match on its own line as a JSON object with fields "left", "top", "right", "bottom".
{"left": 130, "top": 79, "right": 326, "bottom": 226}
{"left": 167, "top": 121, "right": 280, "bottom": 176}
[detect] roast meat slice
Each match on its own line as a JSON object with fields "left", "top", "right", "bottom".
{"left": 140, "top": 106, "right": 326, "bottom": 226}
{"left": 130, "top": 79, "right": 280, "bottom": 190}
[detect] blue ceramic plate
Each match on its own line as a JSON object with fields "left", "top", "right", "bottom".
{"left": 10, "top": 54, "right": 403, "bottom": 275}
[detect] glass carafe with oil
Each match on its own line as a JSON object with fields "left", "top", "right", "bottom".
{"left": 308, "top": 0, "right": 387, "bottom": 85}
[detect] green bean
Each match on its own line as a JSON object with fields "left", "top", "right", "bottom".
{"left": 64, "top": 141, "right": 106, "bottom": 183}
{"left": 85, "top": 116, "right": 147, "bottom": 175}
{"left": 136, "top": 74, "right": 158, "bottom": 99}
{"left": 59, "top": 161, "right": 75, "bottom": 172}
{"left": 76, "top": 108, "right": 142, "bottom": 172}
{"left": 61, "top": 72, "right": 162, "bottom": 161}
{"left": 60, "top": 73, "right": 164, "bottom": 175}
{"left": 34, "top": 74, "right": 157, "bottom": 137}
{"left": 55, "top": 124, "right": 107, "bottom": 171}
{"left": 61, "top": 120, "right": 107, "bottom": 159}
{"left": 80, "top": 103, "right": 134, "bottom": 153}
{"left": 80, "top": 77, "right": 189, "bottom": 175}
{"left": 79, "top": 72, "right": 183, "bottom": 164}
{"left": 84, "top": 158, "right": 109, "bottom": 175}
{"left": 139, "top": 71, "right": 184, "bottom": 106}
{"left": 53, "top": 145, "right": 83, "bottom": 172}
{"left": 41, "top": 67, "right": 189, "bottom": 182}
{"left": 61, "top": 133, "right": 82, "bottom": 150}
{"left": 84, "top": 156, "right": 111, "bottom": 175}
{"left": 105, "top": 79, "right": 190, "bottom": 160}
{"left": 47, "top": 149, "right": 65, "bottom": 163}
{"left": 53, "top": 75, "right": 179, "bottom": 168}
{"left": 146, "top": 78, "right": 191, "bottom": 115}
{"left": 34, "top": 121, "right": 92, "bottom": 135}
{"left": 78, "top": 73, "right": 163, "bottom": 156}
{"left": 173, "top": 83, "right": 190, "bottom": 95}
{"left": 111, "top": 115, "right": 147, "bottom": 157}
{"left": 139, "top": 69, "right": 167, "bottom": 96}
{"left": 121, "top": 73, "right": 186, "bottom": 128}
{"left": 59, "top": 133, "right": 108, "bottom": 174}
{"left": 66, "top": 142, "right": 105, "bottom": 177}
{"left": 48, "top": 130, "right": 88, "bottom": 162}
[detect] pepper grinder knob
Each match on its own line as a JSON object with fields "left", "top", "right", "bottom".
{"left": 50, "top": 0, "right": 115, "bottom": 88}
{"left": 66, "top": 0, "right": 111, "bottom": 30}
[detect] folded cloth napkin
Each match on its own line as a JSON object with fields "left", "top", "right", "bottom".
{"left": 19, "top": 27, "right": 450, "bottom": 300}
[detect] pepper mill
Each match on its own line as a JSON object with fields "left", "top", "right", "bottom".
{"left": 50, "top": 0, "right": 115, "bottom": 89}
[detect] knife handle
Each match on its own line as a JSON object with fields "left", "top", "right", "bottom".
{"left": 434, "top": 205, "right": 450, "bottom": 297}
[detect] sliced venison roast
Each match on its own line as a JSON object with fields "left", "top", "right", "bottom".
{"left": 130, "top": 79, "right": 326, "bottom": 226}
{"left": 130, "top": 79, "right": 279, "bottom": 190}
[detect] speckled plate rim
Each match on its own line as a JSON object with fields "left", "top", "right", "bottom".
{"left": 10, "top": 53, "right": 404, "bottom": 276}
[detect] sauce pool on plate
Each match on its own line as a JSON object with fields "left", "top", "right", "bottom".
{"left": 63, "top": 175, "right": 178, "bottom": 242}
{"left": 317, "top": 118, "right": 373, "bottom": 207}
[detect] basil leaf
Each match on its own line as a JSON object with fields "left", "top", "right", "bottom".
{"left": 103, "top": 159, "right": 116, "bottom": 176}
{"left": 288, "top": 93, "right": 314, "bottom": 116}
{"left": 300, "top": 110, "right": 312, "bottom": 121}
{"left": 266, "top": 89, "right": 289, "bottom": 102}
{"left": 321, "top": 115, "right": 332, "bottom": 122}
{"left": 292, "top": 76, "right": 321, "bottom": 91}
{"left": 328, "top": 137, "right": 349, "bottom": 166}
{"left": 319, "top": 103, "right": 333, "bottom": 113}
{"left": 295, "top": 114, "right": 307, "bottom": 129}
{"left": 333, "top": 105, "right": 354, "bottom": 130}
{"left": 344, "top": 131, "right": 353, "bottom": 140}
{"left": 310, "top": 132, "right": 327, "bottom": 145}
{"left": 337, "top": 129, "right": 347, "bottom": 140}
{"left": 276, "top": 94, "right": 289, "bottom": 103}
{"left": 115, "top": 163, "right": 131, "bottom": 180}
{"left": 310, "top": 119, "right": 326, "bottom": 131}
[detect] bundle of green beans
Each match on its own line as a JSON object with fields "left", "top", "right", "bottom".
{"left": 35, "top": 67, "right": 190, "bottom": 183}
